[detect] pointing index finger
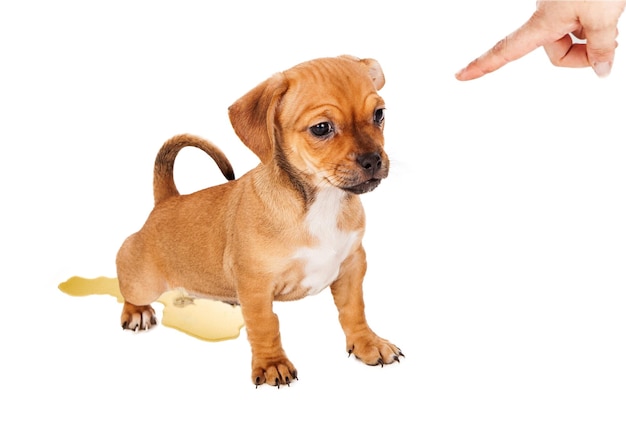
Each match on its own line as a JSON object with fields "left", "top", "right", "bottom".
{"left": 456, "top": 13, "right": 561, "bottom": 81}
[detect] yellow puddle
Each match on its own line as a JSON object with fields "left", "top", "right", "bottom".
{"left": 58, "top": 276, "right": 244, "bottom": 342}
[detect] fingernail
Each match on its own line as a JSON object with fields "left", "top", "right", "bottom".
{"left": 592, "top": 61, "right": 612, "bottom": 78}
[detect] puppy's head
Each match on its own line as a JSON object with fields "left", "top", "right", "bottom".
{"left": 229, "top": 55, "right": 388, "bottom": 196}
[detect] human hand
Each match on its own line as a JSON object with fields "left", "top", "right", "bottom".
{"left": 455, "top": 0, "right": 626, "bottom": 80}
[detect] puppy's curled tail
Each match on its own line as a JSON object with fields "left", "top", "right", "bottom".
{"left": 153, "top": 133, "right": 235, "bottom": 205}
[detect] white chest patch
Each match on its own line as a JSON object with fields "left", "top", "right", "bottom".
{"left": 292, "top": 187, "right": 359, "bottom": 296}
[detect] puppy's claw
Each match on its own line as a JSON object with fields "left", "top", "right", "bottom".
{"left": 121, "top": 321, "right": 138, "bottom": 331}
{"left": 120, "top": 304, "right": 157, "bottom": 332}
{"left": 378, "top": 358, "right": 384, "bottom": 368}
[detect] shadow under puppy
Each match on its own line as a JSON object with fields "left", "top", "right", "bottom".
{"left": 116, "top": 55, "right": 403, "bottom": 387}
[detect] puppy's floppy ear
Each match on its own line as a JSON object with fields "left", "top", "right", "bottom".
{"left": 228, "top": 73, "right": 288, "bottom": 164}
{"left": 339, "top": 55, "right": 385, "bottom": 90}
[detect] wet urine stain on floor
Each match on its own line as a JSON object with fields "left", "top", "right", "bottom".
{"left": 58, "top": 276, "right": 244, "bottom": 342}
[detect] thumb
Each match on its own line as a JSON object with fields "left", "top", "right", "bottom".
{"left": 579, "top": 0, "right": 625, "bottom": 78}
{"left": 584, "top": 27, "right": 619, "bottom": 77}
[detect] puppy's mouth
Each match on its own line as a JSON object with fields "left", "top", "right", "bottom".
{"left": 342, "top": 178, "right": 382, "bottom": 195}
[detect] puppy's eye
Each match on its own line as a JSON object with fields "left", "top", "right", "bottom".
{"left": 374, "top": 108, "right": 385, "bottom": 125}
{"left": 310, "top": 122, "right": 333, "bottom": 137}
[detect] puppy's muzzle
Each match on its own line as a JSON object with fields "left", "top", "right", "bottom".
{"left": 342, "top": 152, "right": 388, "bottom": 195}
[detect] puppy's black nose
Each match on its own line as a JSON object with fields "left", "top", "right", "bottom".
{"left": 357, "top": 152, "right": 382, "bottom": 172}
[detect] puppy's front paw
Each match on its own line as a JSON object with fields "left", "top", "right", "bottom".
{"left": 251, "top": 356, "right": 298, "bottom": 388}
{"left": 121, "top": 302, "right": 157, "bottom": 331}
{"left": 347, "top": 333, "right": 403, "bottom": 366}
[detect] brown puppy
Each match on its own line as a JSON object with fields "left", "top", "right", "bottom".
{"left": 116, "top": 55, "right": 403, "bottom": 387}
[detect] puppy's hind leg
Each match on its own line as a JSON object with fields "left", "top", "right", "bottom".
{"left": 116, "top": 234, "right": 164, "bottom": 331}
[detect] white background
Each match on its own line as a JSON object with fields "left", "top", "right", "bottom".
{"left": 1, "top": 1, "right": 625, "bottom": 439}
